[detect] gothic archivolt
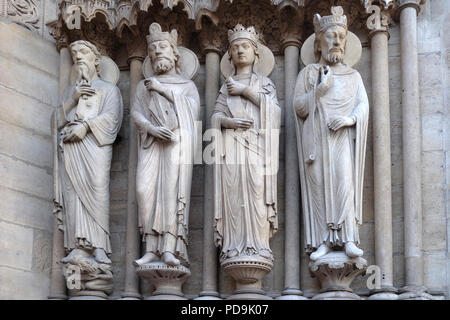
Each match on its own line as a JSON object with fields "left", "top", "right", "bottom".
{"left": 46, "top": 0, "right": 418, "bottom": 61}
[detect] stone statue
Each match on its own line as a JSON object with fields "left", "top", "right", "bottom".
{"left": 54, "top": 40, "right": 123, "bottom": 298}
{"left": 212, "top": 24, "right": 280, "bottom": 299}
{"left": 132, "top": 22, "right": 200, "bottom": 269}
{"left": 293, "top": 6, "right": 369, "bottom": 262}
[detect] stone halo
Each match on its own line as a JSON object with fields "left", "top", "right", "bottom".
{"left": 142, "top": 46, "right": 199, "bottom": 80}
{"left": 220, "top": 43, "right": 275, "bottom": 78}
{"left": 301, "top": 31, "right": 362, "bottom": 68}
{"left": 69, "top": 55, "right": 120, "bottom": 85}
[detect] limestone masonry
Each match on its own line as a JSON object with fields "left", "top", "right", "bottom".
{"left": 0, "top": 0, "right": 449, "bottom": 300}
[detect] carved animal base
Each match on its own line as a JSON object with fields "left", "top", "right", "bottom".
{"left": 136, "top": 262, "right": 191, "bottom": 300}
{"left": 309, "top": 250, "right": 367, "bottom": 300}
{"left": 222, "top": 255, "right": 273, "bottom": 300}
{"left": 61, "top": 249, "right": 113, "bottom": 299}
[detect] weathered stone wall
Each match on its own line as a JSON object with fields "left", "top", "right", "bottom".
{"left": 0, "top": 19, "right": 59, "bottom": 299}
{"left": 0, "top": 0, "right": 449, "bottom": 300}
{"left": 416, "top": 0, "right": 449, "bottom": 297}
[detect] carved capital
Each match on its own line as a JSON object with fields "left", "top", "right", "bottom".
{"left": 280, "top": 35, "right": 302, "bottom": 51}
{"left": 279, "top": 5, "right": 303, "bottom": 51}
{"left": 126, "top": 36, "right": 147, "bottom": 64}
{"left": 394, "top": 0, "right": 426, "bottom": 20}
{"left": 199, "top": 26, "right": 225, "bottom": 56}
{"left": 362, "top": 0, "right": 395, "bottom": 10}
{"left": 47, "top": 20, "right": 70, "bottom": 52}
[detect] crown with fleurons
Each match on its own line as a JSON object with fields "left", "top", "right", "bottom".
{"left": 228, "top": 24, "right": 259, "bottom": 46}
{"left": 146, "top": 22, "right": 178, "bottom": 47}
{"left": 313, "top": 6, "right": 347, "bottom": 34}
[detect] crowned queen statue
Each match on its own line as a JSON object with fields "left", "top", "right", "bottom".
{"left": 212, "top": 24, "right": 280, "bottom": 300}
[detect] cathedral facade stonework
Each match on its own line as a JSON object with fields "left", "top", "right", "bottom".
{"left": 0, "top": 0, "right": 449, "bottom": 300}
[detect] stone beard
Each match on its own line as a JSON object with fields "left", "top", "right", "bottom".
{"left": 54, "top": 41, "right": 123, "bottom": 269}
{"left": 327, "top": 51, "right": 344, "bottom": 64}
{"left": 294, "top": 23, "right": 369, "bottom": 260}
{"left": 212, "top": 37, "right": 280, "bottom": 263}
{"left": 132, "top": 36, "right": 200, "bottom": 267}
{"left": 152, "top": 57, "right": 175, "bottom": 74}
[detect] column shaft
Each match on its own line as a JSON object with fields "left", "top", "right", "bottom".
{"left": 370, "top": 31, "right": 394, "bottom": 288}
{"left": 282, "top": 45, "right": 302, "bottom": 294}
{"left": 399, "top": 6, "right": 423, "bottom": 288}
{"left": 199, "top": 50, "right": 221, "bottom": 298}
{"left": 122, "top": 57, "right": 143, "bottom": 299}
{"left": 48, "top": 46, "right": 72, "bottom": 299}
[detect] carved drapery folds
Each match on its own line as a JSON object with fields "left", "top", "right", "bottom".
{"left": 46, "top": 0, "right": 432, "bottom": 300}
{"left": 1, "top": 0, "right": 40, "bottom": 31}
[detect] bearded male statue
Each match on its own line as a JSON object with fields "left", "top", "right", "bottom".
{"left": 293, "top": 6, "right": 369, "bottom": 262}
{"left": 54, "top": 40, "right": 123, "bottom": 296}
{"left": 132, "top": 23, "right": 200, "bottom": 268}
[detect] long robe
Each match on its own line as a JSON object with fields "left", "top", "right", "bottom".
{"left": 132, "top": 74, "right": 200, "bottom": 266}
{"left": 293, "top": 63, "right": 369, "bottom": 252}
{"left": 212, "top": 72, "right": 280, "bottom": 262}
{"left": 55, "top": 79, "right": 123, "bottom": 254}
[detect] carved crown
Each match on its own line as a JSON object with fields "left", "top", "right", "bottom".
{"left": 313, "top": 6, "right": 348, "bottom": 34}
{"left": 228, "top": 24, "right": 260, "bottom": 45}
{"left": 146, "top": 22, "right": 178, "bottom": 47}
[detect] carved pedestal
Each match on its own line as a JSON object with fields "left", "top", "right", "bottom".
{"left": 398, "top": 286, "right": 434, "bottom": 300}
{"left": 368, "top": 287, "right": 398, "bottom": 300}
{"left": 62, "top": 249, "right": 113, "bottom": 300}
{"left": 136, "top": 262, "right": 191, "bottom": 300}
{"left": 222, "top": 256, "right": 273, "bottom": 300}
{"left": 309, "top": 251, "right": 367, "bottom": 300}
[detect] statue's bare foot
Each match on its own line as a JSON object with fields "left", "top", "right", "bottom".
{"left": 310, "top": 243, "right": 331, "bottom": 261}
{"left": 162, "top": 252, "right": 180, "bottom": 266}
{"left": 344, "top": 242, "right": 363, "bottom": 258}
{"left": 94, "top": 248, "right": 111, "bottom": 264}
{"left": 133, "top": 252, "right": 159, "bottom": 267}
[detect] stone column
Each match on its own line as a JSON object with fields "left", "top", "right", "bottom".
{"left": 121, "top": 46, "right": 145, "bottom": 300}
{"left": 196, "top": 47, "right": 222, "bottom": 300}
{"left": 277, "top": 39, "right": 307, "bottom": 300}
{"left": 364, "top": 3, "right": 397, "bottom": 300}
{"left": 48, "top": 42, "right": 71, "bottom": 300}
{"left": 395, "top": 0, "right": 431, "bottom": 300}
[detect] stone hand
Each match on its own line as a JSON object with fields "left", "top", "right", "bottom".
{"left": 316, "top": 65, "right": 333, "bottom": 97}
{"left": 226, "top": 77, "right": 247, "bottom": 96}
{"left": 222, "top": 117, "right": 253, "bottom": 130}
{"left": 327, "top": 116, "right": 355, "bottom": 131}
{"left": 63, "top": 122, "right": 88, "bottom": 143}
{"left": 72, "top": 84, "right": 96, "bottom": 102}
{"left": 144, "top": 78, "right": 165, "bottom": 95}
{"left": 148, "top": 125, "right": 176, "bottom": 141}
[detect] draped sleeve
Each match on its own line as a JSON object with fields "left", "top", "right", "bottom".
{"left": 351, "top": 72, "right": 369, "bottom": 225}
{"left": 86, "top": 84, "right": 123, "bottom": 147}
